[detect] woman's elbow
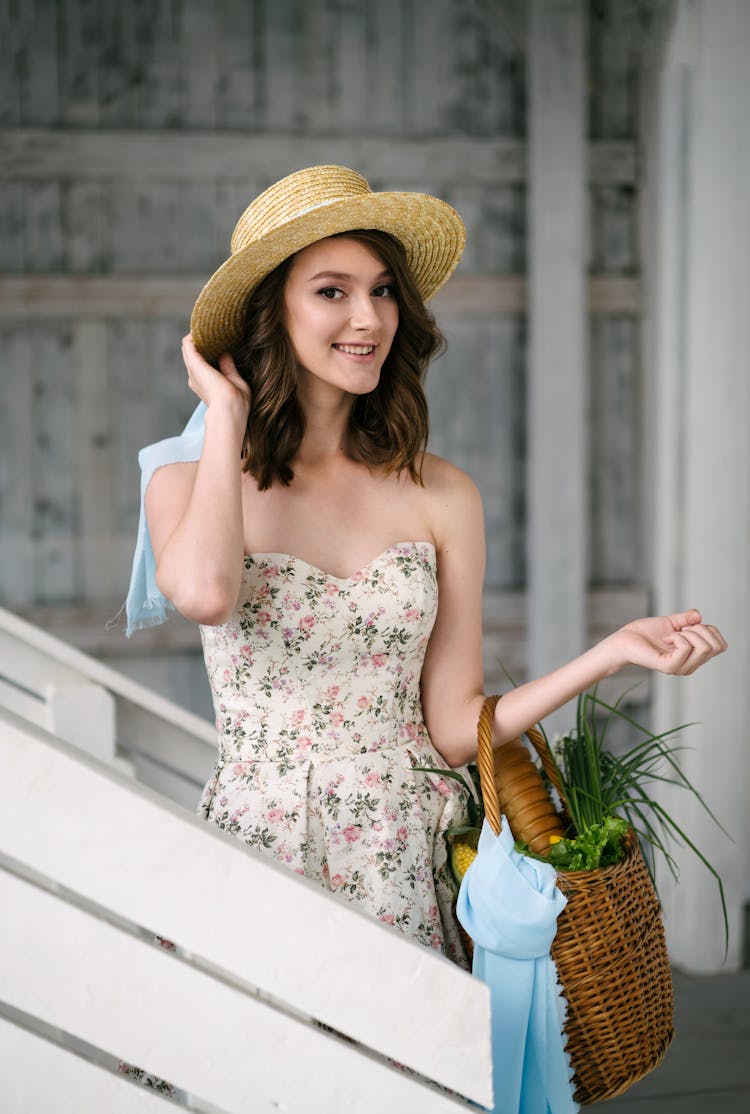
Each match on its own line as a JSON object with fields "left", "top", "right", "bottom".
{"left": 155, "top": 568, "right": 238, "bottom": 626}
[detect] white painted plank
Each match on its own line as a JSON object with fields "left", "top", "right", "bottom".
{"left": 0, "top": 1017, "right": 176, "bottom": 1114}
{"left": 0, "top": 128, "right": 637, "bottom": 184}
{"left": 0, "top": 868, "right": 477, "bottom": 1113}
{"left": 0, "top": 708, "right": 492, "bottom": 1105}
{"left": 526, "top": 0, "right": 588, "bottom": 733}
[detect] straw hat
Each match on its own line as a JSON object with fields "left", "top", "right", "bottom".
{"left": 190, "top": 165, "right": 466, "bottom": 363}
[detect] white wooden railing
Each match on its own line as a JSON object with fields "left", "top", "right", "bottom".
{"left": 0, "top": 610, "right": 492, "bottom": 1111}
{"left": 0, "top": 604, "right": 216, "bottom": 808}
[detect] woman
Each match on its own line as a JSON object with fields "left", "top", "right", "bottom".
{"left": 130, "top": 165, "right": 726, "bottom": 970}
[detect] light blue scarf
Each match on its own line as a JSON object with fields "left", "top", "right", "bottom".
{"left": 456, "top": 820, "right": 578, "bottom": 1114}
{"left": 124, "top": 402, "right": 207, "bottom": 636}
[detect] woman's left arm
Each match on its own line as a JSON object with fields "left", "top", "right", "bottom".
{"left": 420, "top": 460, "right": 728, "bottom": 768}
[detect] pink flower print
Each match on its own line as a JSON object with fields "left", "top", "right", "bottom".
{"left": 405, "top": 721, "right": 417, "bottom": 739}
{"left": 397, "top": 826, "right": 408, "bottom": 844}
{"left": 267, "top": 806, "right": 285, "bottom": 823}
{"left": 325, "top": 582, "right": 339, "bottom": 595}
{"left": 256, "top": 611, "right": 271, "bottom": 625}
{"left": 430, "top": 934, "right": 443, "bottom": 950}
{"left": 404, "top": 608, "right": 420, "bottom": 622}
{"left": 364, "top": 771, "right": 380, "bottom": 786}
{"left": 292, "top": 708, "right": 306, "bottom": 724}
{"left": 342, "top": 825, "right": 360, "bottom": 844}
{"left": 240, "top": 644, "right": 253, "bottom": 659}
{"left": 371, "top": 653, "right": 386, "bottom": 668}
{"left": 299, "top": 614, "right": 315, "bottom": 630}
{"left": 330, "top": 712, "right": 344, "bottom": 727}
{"left": 429, "top": 905, "right": 439, "bottom": 920}
{"left": 357, "top": 695, "right": 371, "bottom": 710}
{"left": 296, "top": 735, "right": 312, "bottom": 752}
{"left": 263, "top": 564, "right": 280, "bottom": 579}
{"left": 325, "top": 685, "right": 340, "bottom": 700}
{"left": 380, "top": 913, "right": 396, "bottom": 926}
{"left": 222, "top": 668, "right": 231, "bottom": 683}
{"left": 435, "top": 779, "right": 452, "bottom": 797}
{"left": 330, "top": 873, "right": 344, "bottom": 889}
{"left": 232, "top": 762, "right": 251, "bottom": 777}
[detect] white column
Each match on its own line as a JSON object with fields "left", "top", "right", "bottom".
{"left": 643, "top": 0, "right": 750, "bottom": 972}
{"left": 526, "top": 1, "right": 588, "bottom": 733}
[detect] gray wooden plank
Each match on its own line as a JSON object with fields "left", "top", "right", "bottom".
{"left": 24, "top": 180, "right": 63, "bottom": 270}
{"left": 32, "top": 323, "right": 78, "bottom": 600}
{"left": 0, "top": 274, "right": 641, "bottom": 317}
{"left": 330, "top": 0, "right": 369, "bottom": 132}
{"left": 259, "top": 0, "right": 299, "bottom": 130}
{"left": 590, "top": 317, "right": 640, "bottom": 583}
{"left": 0, "top": 0, "right": 23, "bottom": 126}
{"left": 179, "top": 0, "right": 219, "bottom": 128}
{"left": 0, "top": 129, "right": 636, "bottom": 185}
{"left": 588, "top": 0, "right": 643, "bottom": 140}
{"left": 0, "top": 181, "right": 25, "bottom": 269}
{"left": 361, "top": 0, "right": 408, "bottom": 135}
{"left": 0, "top": 325, "right": 35, "bottom": 603}
{"left": 404, "top": 0, "right": 452, "bottom": 133}
{"left": 590, "top": 184, "right": 637, "bottom": 274}
{"left": 217, "top": 0, "right": 262, "bottom": 129}
{"left": 20, "top": 0, "right": 60, "bottom": 125}
{"left": 72, "top": 321, "right": 117, "bottom": 602}
{"left": 59, "top": 0, "right": 101, "bottom": 126}
{"left": 63, "top": 180, "right": 104, "bottom": 272}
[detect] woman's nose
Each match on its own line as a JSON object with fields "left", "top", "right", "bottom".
{"left": 348, "top": 295, "right": 379, "bottom": 330}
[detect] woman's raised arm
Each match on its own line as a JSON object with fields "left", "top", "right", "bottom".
{"left": 144, "top": 336, "right": 250, "bottom": 625}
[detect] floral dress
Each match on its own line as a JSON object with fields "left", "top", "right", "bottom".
{"left": 198, "top": 540, "right": 471, "bottom": 967}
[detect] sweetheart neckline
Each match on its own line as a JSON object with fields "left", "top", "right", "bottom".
{"left": 242, "top": 540, "right": 436, "bottom": 584}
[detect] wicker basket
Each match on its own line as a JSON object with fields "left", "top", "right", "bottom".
{"left": 475, "top": 696, "right": 674, "bottom": 1106}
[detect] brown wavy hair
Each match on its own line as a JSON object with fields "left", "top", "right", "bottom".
{"left": 232, "top": 229, "right": 446, "bottom": 490}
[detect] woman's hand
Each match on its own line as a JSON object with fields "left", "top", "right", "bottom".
{"left": 181, "top": 333, "right": 250, "bottom": 424}
{"left": 609, "top": 610, "right": 728, "bottom": 676}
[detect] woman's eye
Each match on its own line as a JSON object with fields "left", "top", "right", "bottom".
{"left": 373, "top": 284, "right": 395, "bottom": 298}
{"left": 317, "top": 287, "right": 343, "bottom": 300}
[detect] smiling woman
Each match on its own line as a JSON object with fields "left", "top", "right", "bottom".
{"left": 126, "top": 165, "right": 727, "bottom": 981}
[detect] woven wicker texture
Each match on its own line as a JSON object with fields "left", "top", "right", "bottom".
{"left": 190, "top": 165, "right": 466, "bottom": 363}
{"left": 476, "top": 696, "right": 674, "bottom": 1105}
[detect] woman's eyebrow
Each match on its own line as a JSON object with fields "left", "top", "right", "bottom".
{"left": 307, "top": 269, "right": 393, "bottom": 282}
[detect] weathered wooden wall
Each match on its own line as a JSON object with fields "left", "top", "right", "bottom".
{"left": 0, "top": 0, "right": 656, "bottom": 718}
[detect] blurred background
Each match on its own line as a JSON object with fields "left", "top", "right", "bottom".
{"left": 0, "top": 0, "right": 748, "bottom": 975}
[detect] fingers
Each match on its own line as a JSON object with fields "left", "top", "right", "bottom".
{"left": 663, "top": 622, "right": 728, "bottom": 675}
{"left": 667, "top": 608, "right": 702, "bottom": 630}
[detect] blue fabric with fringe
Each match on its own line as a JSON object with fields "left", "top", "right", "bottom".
{"left": 124, "top": 402, "right": 206, "bottom": 636}
{"left": 456, "top": 819, "right": 579, "bottom": 1114}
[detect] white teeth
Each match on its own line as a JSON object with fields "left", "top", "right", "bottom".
{"left": 336, "top": 344, "right": 374, "bottom": 355}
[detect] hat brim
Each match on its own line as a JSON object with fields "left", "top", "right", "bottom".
{"left": 190, "top": 191, "right": 465, "bottom": 364}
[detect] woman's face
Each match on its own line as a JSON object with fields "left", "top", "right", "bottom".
{"left": 282, "top": 236, "right": 399, "bottom": 398}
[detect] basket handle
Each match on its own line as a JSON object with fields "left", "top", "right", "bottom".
{"left": 476, "top": 694, "right": 568, "bottom": 834}
{"left": 476, "top": 694, "right": 502, "bottom": 834}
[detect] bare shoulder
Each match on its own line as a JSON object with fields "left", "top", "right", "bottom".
{"left": 419, "top": 452, "right": 484, "bottom": 552}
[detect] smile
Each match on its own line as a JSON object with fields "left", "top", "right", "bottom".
{"left": 333, "top": 344, "right": 376, "bottom": 355}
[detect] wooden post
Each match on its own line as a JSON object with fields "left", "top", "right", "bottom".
{"left": 526, "top": 1, "right": 588, "bottom": 730}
